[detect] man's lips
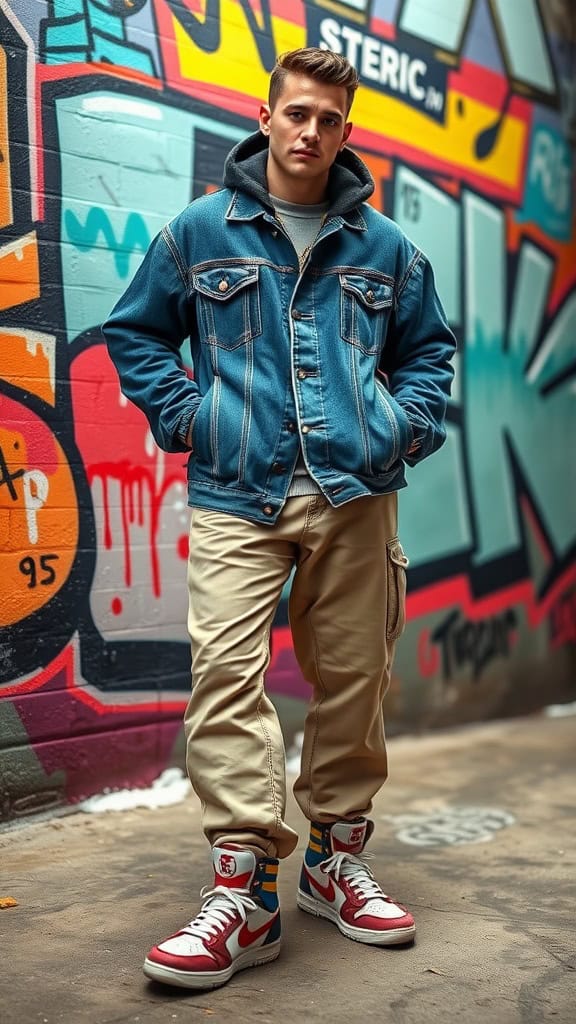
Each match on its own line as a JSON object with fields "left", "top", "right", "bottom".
{"left": 292, "top": 149, "right": 319, "bottom": 158}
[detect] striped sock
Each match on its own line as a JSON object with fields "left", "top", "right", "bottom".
{"left": 253, "top": 857, "right": 279, "bottom": 912}
{"left": 304, "top": 822, "right": 331, "bottom": 867}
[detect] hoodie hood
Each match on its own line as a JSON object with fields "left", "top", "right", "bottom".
{"left": 223, "top": 131, "right": 374, "bottom": 218}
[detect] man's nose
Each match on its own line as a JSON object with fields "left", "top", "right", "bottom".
{"left": 301, "top": 120, "right": 320, "bottom": 142}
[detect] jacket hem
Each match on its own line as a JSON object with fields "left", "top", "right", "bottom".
{"left": 187, "top": 470, "right": 407, "bottom": 525}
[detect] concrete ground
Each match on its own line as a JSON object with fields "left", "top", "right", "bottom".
{"left": 2, "top": 713, "right": 575, "bottom": 1024}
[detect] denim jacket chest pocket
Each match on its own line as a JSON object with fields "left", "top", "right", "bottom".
{"left": 339, "top": 273, "right": 394, "bottom": 356}
{"left": 193, "top": 264, "right": 262, "bottom": 350}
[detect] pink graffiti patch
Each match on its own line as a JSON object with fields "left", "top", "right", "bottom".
{"left": 70, "top": 343, "right": 187, "bottom": 597}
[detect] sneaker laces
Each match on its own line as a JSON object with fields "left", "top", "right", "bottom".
{"left": 180, "top": 886, "right": 257, "bottom": 942}
{"left": 321, "top": 852, "right": 389, "bottom": 901}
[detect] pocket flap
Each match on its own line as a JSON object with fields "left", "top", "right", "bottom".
{"left": 386, "top": 537, "right": 408, "bottom": 641}
{"left": 339, "top": 274, "right": 394, "bottom": 310}
{"left": 194, "top": 265, "right": 259, "bottom": 301}
{"left": 387, "top": 538, "right": 409, "bottom": 569}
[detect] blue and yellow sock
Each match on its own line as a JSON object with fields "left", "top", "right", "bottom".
{"left": 304, "top": 822, "right": 331, "bottom": 868}
{"left": 252, "top": 857, "right": 279, "bottom": 912}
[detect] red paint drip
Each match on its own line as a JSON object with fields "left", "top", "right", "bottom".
{"left": 177, "top": 534, "right": 189, "bottom": 560}
{"left": 100, "top": 475, "right": 112, "bottom": 549}
{"left": 111, "top": 597, "right": 123, "bottom": 616}
{"left": 88, "top": 461, "right": 183, "bottom": 598}
{"left": 417, "top": 628, "right": 440, "bottom": 678}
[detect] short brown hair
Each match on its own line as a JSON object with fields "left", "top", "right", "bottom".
{"left": 268, "top": 48, "right": 359, "bottom": 114}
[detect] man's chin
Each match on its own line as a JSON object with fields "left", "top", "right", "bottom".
{"left": 286, "top": 160, "right": 325, "bottom": 177}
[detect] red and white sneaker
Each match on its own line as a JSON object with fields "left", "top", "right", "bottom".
{"left": 144, "top": 846, "right": 281, "bottom": 989}
{"left": 297, "top": 819, "right": 415, "bottom": 946}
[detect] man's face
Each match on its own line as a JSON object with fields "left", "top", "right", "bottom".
{"left": 259, "top": 73, "right": 352, "bottom": 199}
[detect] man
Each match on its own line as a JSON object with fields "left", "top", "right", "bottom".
{"left": 103, "top": 48, "right": 455, "bottom": 990}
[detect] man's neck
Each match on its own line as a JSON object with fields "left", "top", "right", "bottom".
{"left": 266, "top": 161, "right": 328, "bottom": 205}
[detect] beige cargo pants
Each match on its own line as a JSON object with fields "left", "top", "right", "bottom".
{"left": 184, "top": 493, "right": 408, "bottom": 859}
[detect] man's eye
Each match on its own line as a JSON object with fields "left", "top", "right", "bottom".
{"left": 289, "top": 112, "right": 303, "bottom": 120}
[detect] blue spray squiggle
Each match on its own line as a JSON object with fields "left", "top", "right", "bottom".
{"left": 64, "top": 208, "right": 151, "bottom": 278}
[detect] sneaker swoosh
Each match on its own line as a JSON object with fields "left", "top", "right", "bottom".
{"left": 305, "top": 867, "right": 335, "bottom": 902}
{"left": 237, "top": 913, "right": 279, "bottom": 948}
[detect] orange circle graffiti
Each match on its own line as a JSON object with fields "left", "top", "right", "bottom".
{"left": 0, "top": 418, "right": 79, "bottom": 626}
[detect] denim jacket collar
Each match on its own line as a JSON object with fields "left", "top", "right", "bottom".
{"left": 225, "top": 189, "right": 368, "bottom": 232}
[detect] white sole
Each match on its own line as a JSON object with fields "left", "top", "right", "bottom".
{"left": 297, "top": 890, "right": 415, "bottom": 946}
{"left": 143, "top": 939, "right": 281, "bottom": 990}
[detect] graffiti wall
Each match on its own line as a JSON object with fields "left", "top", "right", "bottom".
{"left": 1, "top": 0, "right": 575, "bottom": 821}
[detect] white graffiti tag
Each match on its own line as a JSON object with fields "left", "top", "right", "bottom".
{"left": 382, "top": 806, "right": 515, "bottom": 847}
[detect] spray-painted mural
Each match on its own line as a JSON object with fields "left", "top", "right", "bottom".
{"left": 1, "top": 0, "right": 575, "bottom": 821}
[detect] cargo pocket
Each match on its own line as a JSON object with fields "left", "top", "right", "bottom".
{"left": 386, "top": 538, "right": 409, "bottom": 640}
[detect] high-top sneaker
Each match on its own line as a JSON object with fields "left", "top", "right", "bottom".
{"left": 297, "top": 820, "right": 415, "bottom": 946}
{"left": 144, "top": 846, "right": 281, "bottom": 989}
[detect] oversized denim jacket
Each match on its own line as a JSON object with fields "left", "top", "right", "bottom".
{"left": 103, "top": 133, "right": 456, "bottom": 525}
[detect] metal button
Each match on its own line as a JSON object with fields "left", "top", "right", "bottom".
{"left": 301, "top": 425, "right": 310, "bottom": 434}
{"left": 218, "top": 279, "right": 229, "bottom": 293}
{"left": 287, "top": 422, "right": 296, "bottom": 433}
{"left": 297, "top": 369, "right": 307, "bottom": 380}
{"left": 271, "top": 463, "right": 285, "bottom": 475}
{"left": 292, "top": 309, "right": 302, "bottom": 320}
{"left": 263, "top": 505, "right": 274, "bottom": 516}
{"left": 366, "top": 289, "right": 375, "bottom": 303}
{"left": 271, "top": 230, "right": 278, "bottom": 238}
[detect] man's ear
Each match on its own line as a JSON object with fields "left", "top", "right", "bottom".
{"left": 259, "top": 103, "right": 272, "bottom": 135}
{"left": 340, "top": 121, "right": 353, "bottom": 150}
